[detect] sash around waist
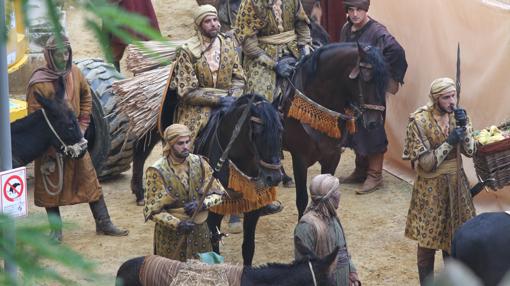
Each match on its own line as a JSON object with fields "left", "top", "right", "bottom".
{"left": 258, "top": 30, "right": 297, "bottom": 45}
{"left": 416, "top": 159, "right": 458, "bottom": 179}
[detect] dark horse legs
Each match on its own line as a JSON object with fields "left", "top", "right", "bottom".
{"left": 292, "top": 152, "right": 309, "bottom": 219}
{"left": 208, "top": 208, "right": 261, "bottom": 266}
{"left": 131, "top": 128, "right": 161, "bottom": 204}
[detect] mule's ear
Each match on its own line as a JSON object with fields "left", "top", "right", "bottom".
{"left": 34, "top": 92, "right": 54, "bottom": 110}
{"left": 322, "top": 246, "right": 339, "bottom": 275}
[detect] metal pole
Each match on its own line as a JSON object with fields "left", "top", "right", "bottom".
{"left": 1, "top": 0, "right": 17, "bottom": 282}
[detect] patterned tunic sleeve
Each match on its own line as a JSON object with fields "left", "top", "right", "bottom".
{"left": 234, "top": 0, "right": 266, "bottom": 44}
{"left": 460, "top": 116, "right": 476, "bottom": 158}
{"left": 143, "top": 167, "right": 180, "bottom": 229}
{"left": 229, "top": 40, "right": 246, "bottom": 97}
{"left": 172, "top": 48, "right": 200, "bottom": 99}
{"left": 294, "top": 0, "right": 312, "bottom": 46}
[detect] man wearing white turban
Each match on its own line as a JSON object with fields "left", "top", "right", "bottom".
{"left": 294, "top": 174, "right": 360, "bottom": 286}
{"left": 402, "top": 78, "right": 476, "bottom": 285}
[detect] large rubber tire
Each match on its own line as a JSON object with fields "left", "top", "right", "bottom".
{"left": 75, "top": 58, "right": 135, "bottom": 180}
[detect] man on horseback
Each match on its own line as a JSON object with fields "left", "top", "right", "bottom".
{"left": 163, "top": 4, "right": 245, "bottom": 145}
{"left": 294, "top": 174, "right": 360, "bottom": 286}
{"left": 234, "top": 0, "right": 313, "bottom": 187}
{"left": 143, "top": 124, "right": 226, "bottom": 261}
{"left": 26, "top": 34, "right": 128, "bottom": 242}
{"left": 339, "top": 0, "right": 408, "bottom": 194}
{"left": 403, "top": 78, "right": 476, "bottom": 285}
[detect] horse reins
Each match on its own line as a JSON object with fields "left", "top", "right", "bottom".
{"left": 308, "top": 261, "right": 318, "bottom": 286}
{"left": 41, "top": 108, "right": 87, "bottom": 159}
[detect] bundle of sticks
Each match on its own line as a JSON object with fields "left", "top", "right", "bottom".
{"left": 112, "top": 65, "right": 173, "bottom": 139}
{"left": 126, "top": 40, "right": 185, "bottom": 74}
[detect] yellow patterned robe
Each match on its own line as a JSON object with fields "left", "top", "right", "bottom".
{"left": 402, "top": 106, "right": 476, "bottom": 252}
{"left": 235, "top": 0, "right": 311, "bottom": 100}
{"left": 143, "top": 154, "right": 225, "bottom": 261}
{"left": 169, "top": 33, "right": 245, "bottom": 143}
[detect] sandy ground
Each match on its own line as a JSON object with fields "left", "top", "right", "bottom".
{"left": 23, "top": 1, "right": 474, "bottom": 285}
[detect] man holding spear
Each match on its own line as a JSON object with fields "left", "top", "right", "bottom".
{"left": 143, "top": 124, "right": 226, "bottom": 261}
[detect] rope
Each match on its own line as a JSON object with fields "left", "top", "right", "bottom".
{"left": 41, "top": 153, "right": 64, "bottom": 196}
{"left": 308, "top": 261, "right": 317, "bottom": 286}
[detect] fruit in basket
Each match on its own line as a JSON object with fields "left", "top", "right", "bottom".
{"left": 475, "top": 125, "right": 506, "bottom": 145}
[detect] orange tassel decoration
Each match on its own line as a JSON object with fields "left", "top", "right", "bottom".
{"left": 210, "top": 162, "right": 277, "bottom": 215}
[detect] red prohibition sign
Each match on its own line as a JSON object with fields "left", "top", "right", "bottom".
{"left": 3, "top": 175, "right": 24, "bottom": 202}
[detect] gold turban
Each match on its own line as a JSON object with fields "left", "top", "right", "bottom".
{"left": 428, "top": 77, "right": 456, "bottom": 106}
{"left": 344, "top": 0, "right": 370, "bottom": 11}
{"left": 162, "top": 124, "right": 192, "bottom": 156}
{"left": 193, "top": 4, "right": 218, "bottom": 26}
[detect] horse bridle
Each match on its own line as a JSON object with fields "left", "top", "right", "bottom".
{"left": 213, "top": 103, "right": 281, "bottom": 181}
{"left": 41, "top": 108, "right": 88, "bottom": 159}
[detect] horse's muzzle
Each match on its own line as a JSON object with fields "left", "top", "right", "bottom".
{"left": 62, "top": 138, "right": 88, "bottom": 159}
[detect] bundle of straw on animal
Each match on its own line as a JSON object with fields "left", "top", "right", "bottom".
{"left": 126, "top": 40, "right": 185, "bottom": 74}
{"left": 112, "top": 65, "right": 173, "bottom": 139}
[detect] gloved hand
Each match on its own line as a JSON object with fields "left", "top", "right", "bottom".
{"left": 177, "top": 220, "right": 195, "bottom": 234}
{"left": 218, "top": 96, "right": 236, "bottom": 109}
{"left": 447, "top": 127, "right": 466, "bottom": 145}
{"left": 454, "top": 108, "right": 468, "bottom": 127}
{"left": 274, "top": 58, "right": 296, "bottom": 78}
{"left": 184, "top": 200, "right": 205, "bottom": 217}
{"left": 298, "top": 45, "right": 311, "bottom": 60}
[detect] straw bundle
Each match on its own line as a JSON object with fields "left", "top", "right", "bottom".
{"left": 112, "top": 65, "right": 173, "bottom": 139}
{"left": 126, "top": 40, "right": 185, "bottom": 74}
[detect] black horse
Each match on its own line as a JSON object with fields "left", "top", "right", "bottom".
{"left": 10, "top": 94, "right": 87, "bottom": 168}
{"left": 132, "top": 94, "right": 282, "bottom": 266}
{"left": 115, "top": 246, "right": 339, "bottom": 286}
{"left": 281, "top": 42, "right": 389, "bottom": 218}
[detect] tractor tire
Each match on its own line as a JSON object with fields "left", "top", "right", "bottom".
{"left": 75, "top": 58, "right": 135, "bottom": 180}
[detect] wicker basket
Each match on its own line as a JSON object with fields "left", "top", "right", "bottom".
{"left": 473, "top": 121, "right": 510, "bottom": 189}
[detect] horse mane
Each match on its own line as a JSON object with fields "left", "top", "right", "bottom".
{"left": 299, "top": 42, "right": 389, "bottom": 101}
{"left": 232, "top": 93, "right": 282, "bottom": 154}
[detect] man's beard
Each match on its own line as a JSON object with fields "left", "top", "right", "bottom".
{"left": 202, "top": 28, "right": 219, "bottom": 39}
{"left": 174, "top": 150, "right": 190, "bottom": 159}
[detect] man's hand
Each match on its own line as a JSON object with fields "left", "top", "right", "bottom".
{"left": 447, "top": 127, "right": 466, "bottom": 145}
{"left": 177, "top": 220, "right": 195, "bottom": 234}
{"left": 219, "top": 96, "right": 236, "bottom": 109}
{"left": 184, "top": 200, "right": 205, "bottom": 217}
{"left": 274, "top": 58, "right": 296, "bottom": 78}
{"left": 349, "top": 272, "right": 361, "bottom": 286}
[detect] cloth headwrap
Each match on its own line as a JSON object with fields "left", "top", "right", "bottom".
{"left": 304, "top": 174, "right": 341, "bottom": 219}
{"left": 27, "top": 33, "right": 73, "bottom": 89}
{"left": 344, "top": 0, "right": 370, "bottom": 11}
{"left": 162, "top": 124, "right": 192, "bottom": 156}
{"left": 194, "top": 4, "right": 218, "bottom": 26}
{"left": 428, "top": 77, "right": 456, "bottom": 107}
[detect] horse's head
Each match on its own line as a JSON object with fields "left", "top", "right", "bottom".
{"left": 36, "top": 94, "right": 88, "bottom": 159}
{"left": 349, "top": 43, "right": 389, "bottom": 130}
{"left": 221, "top": 94, "right": 283, "bottom": 187}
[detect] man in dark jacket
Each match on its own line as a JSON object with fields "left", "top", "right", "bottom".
{"left": 339, "top": 0, "right": 408, "bottom": 194}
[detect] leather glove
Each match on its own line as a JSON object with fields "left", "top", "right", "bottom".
{"left": 454, "top": 108, "right": 468, "bottom": 127}
{"left": 177, "top": 220, "right": 195, "bottom": 234}
{"left": 218, "top": 96, "right": 236, "bottom": 109}
{"left": 298, "top": 45, "right": 311, "bottom": 60}
{"left": 447, "top": 127, "right": 466, "bottom": 145}
{"left": 184, "top": 200, "right": 205, "bottom": 217}
{"left": 274, "top": 58, "right": 296, "bottom": 78}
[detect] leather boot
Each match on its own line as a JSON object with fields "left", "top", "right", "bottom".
{"left": 89, "top": 195, "right": 129, "bottom": 236}
{"left": 339, "top": 153, "right": 368, "bottom": 184}
{"left": 46, "top": 207, "right": 63, "bottom": 243}
{"left": 113, "top": 61, "right": 121, "bottom": 72}
{"left": 356, "top": 153, "right": 384, "bottom": 195}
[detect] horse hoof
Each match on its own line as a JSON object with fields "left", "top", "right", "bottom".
{"left": 259, "top": 201, "right": 284, "bottom": 216}
{"left": 282, "top": 177, "right": 295, "bottom": 188}
{"left": 136, "top": 199, "right": 145, "bottom": 206}
{"left": 228, "top": 222, "right": 243, "bottom": 234}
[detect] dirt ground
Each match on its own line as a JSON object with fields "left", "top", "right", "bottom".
{"left": 25, "top": 1, "right": 454, "bottom": 285}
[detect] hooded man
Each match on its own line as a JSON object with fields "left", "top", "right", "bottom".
{"left": 143, "top": 124, "right": 226, "bottom": 261}
{"left": 402, "top": 78, "right": 476, "bottom": 285}
{"left": 26, "top": 34, "right": 128, "bottom": 242}
{"left": 160, "top": 4, "right": 245, "bottom": 145}
{"left": 339, "top": 0, "right": 408, "bottom": 194}
{"left": 294, "top": 174, "right": 360, "bottom": 286}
